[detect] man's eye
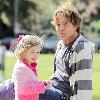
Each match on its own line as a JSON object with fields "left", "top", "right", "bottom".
{"left": 64, "top": 23, "right": 68, "bottom": 25}
{"left": 57, "top": 24, "right": 60, "bottom": 26}
{"left": 37, "top": 52, "right": 40, "bottom": 53}
{"left": 31, "top": 52, "right": 34, "bottom": 53}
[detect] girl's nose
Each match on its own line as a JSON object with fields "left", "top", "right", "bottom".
{"left": 34, "top": 54, "right": 38, "bottom": 60}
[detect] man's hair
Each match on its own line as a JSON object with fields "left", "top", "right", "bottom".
{"left": 14, "top": 35, "right": 43, "bottom": 60}
{"left": 51, "top": 3, "right": 81, "bottom": 33}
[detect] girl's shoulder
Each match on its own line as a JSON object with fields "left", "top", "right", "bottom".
{"left": 14, "top": 60, "right": 27, "bottom": 70}
{"left": 13, "top": 60, "right": 34, "bottom": 74}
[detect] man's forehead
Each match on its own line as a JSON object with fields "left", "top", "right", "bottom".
{"left": 56, "top": 14, "right": 68, "bottom": 22}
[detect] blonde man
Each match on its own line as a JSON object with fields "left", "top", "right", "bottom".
{"left": 40, "top": 3, "right": 94, "bottom": 100}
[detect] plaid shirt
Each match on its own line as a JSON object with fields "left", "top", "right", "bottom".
{"left": 51, "top": 34, "right": 95, "bottom": 100}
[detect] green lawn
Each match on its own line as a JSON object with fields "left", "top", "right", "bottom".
{"left": 93, "top": 53, "right": 100, "bottom": 100}
{"left": 4, "top": 53, "right": 100, "bottom": 100}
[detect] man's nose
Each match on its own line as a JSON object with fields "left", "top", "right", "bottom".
{"left": 59, "top": 25, "right": 64, "bottom": 31}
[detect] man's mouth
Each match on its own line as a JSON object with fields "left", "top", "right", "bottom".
{"left": 60, "top": 32, "right": 66, "bottom": 34}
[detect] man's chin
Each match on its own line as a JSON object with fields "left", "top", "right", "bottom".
{"left": 59, "top": 36, "right": 68, "bottom": 40}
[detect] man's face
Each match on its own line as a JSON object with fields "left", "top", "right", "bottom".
{"left": 24, "top": 45, "right": 41, "bottom": 64}
{"left": 55, "top": 13, "right": 78, "bottom": 44}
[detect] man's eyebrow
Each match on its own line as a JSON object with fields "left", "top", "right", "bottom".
{"left": 31, "top": 49, "right": 34, "bottom": 51}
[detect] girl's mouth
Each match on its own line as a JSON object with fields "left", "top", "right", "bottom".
{"left": 31, "top": 58, "right": 36, "bottom": 61}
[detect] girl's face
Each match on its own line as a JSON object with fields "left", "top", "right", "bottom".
{"left": 24, "top": 45, "right": 41, "bottom": 64}
{"left": 55, "top": 13, "right": 78, "bottom": 44}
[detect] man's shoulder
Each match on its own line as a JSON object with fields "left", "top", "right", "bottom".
{"left": 56, "top": 40, "right": 63, "bottom": 49}
{"left": 72, "top": 35, "right": 95, "bottom": 53}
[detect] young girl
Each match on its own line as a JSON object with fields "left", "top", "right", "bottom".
{"left": 12, "top": 35, "right": 50, "bottom": 100}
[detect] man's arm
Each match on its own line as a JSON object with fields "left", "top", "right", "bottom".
{"left": 70, "top": 44, "right": 93, "bottom": 100}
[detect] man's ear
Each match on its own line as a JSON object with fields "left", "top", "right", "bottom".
{"left": 74, "top": 24, "right": 79, "bottom": 29}
{"left": 75, "top": 24, "right": 79, "bottom": 28}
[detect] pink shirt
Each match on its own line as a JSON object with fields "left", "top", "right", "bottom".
{"left": 12, "top": 60, "right": 46, "bottom": 100}
{"left": 21, "top": 59, "right": 37, "bottom": 76}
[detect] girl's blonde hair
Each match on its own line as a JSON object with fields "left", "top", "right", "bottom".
{"left": 51, "top": 3, "right": 81, "bottom": 33}
{"left": 14, "top": 35, "right": 43, "bottom": 60}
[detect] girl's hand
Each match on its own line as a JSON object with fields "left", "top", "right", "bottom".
{"left": 44, "top": 80, "right": 52, "bottom": 89}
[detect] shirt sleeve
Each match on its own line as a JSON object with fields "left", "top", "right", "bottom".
{"left": 13, "top": 66, "right": 45, "bottom": 95}
{"left": 69, "top": 43, "right": 94, "bottom": 100}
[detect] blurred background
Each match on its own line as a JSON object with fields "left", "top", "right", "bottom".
{"left": 0, "top": 0, "right": 100, "bottom": 52}
{"left": 0, "top": 0, "right": 100, "bottom": 100}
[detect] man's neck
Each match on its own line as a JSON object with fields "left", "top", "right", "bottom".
{"left": 64, "top": 33, "right": 79, "bottom": 45}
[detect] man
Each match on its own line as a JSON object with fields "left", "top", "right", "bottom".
{"left": 40, "top": 3, "right": 94, "bottom": 100}
{"left": 0, "top": 3, "right": 94, "bottom": 100}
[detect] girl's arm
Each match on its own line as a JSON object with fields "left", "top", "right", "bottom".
{"left": 13, "top": 66, "right": 46, "bottom": 95}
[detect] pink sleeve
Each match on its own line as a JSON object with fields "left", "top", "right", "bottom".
{"left": 20, "top": 81, "right": 45, "bottom": 94}
{"left": 13, "top": 65, "right": 46, "bottom": 95}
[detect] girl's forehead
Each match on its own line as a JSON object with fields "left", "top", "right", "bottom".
{"left": 29, "top": 45, "right": 41, "bottom": 51}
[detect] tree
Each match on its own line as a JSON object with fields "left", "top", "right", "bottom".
{"left": 74, "top": 0, "right": 100, "bottom": 36}
{"left": 0, "top": 0, "right": 37, "bottom": 38}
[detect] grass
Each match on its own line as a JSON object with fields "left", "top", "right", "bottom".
{"left": 93, "top": 53, "right": 100, "bottom": 100}
{"left": 4, "top": 53, "right": 100, "bottom": 100}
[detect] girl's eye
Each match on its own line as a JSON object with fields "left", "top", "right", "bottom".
{"left": 37, "top": 52, "right": 40, "bottom": 54}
